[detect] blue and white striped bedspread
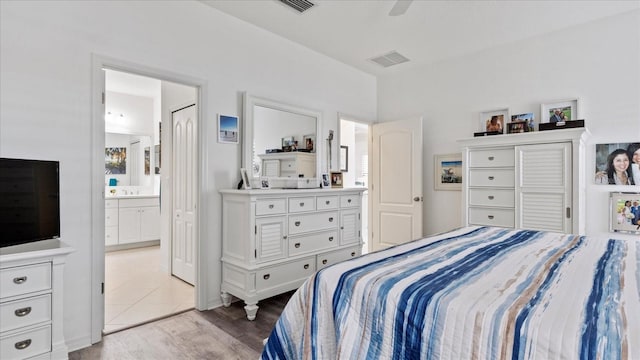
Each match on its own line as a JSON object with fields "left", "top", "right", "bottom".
{"left": 261, "top": 226, "right": 640, "bottom": 360}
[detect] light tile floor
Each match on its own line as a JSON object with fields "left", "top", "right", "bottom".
{"left": 104, "top": 245, "right": 194, "bottom": 334}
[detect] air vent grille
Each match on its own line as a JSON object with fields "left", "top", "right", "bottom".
{"left": 278, "top": 0, "right": 315, "bottom": 13}
{"left": 369, "top": 51, "right": 410, "bottom": 68}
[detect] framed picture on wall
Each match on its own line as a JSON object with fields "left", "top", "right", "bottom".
{"left": 218, "top": 114, "right": 239, "bottom": 144}
{"left": 609, "top": 192, "right": 640, "bottom": 234}
{"left": 479, "top": 108, "right": 509, "bottom": 134}
{"left": 105, "top": 147, "right": 126, "bottom": 174}
{"left": 434, "top": 153, "right": 462, "bottom": 190}
{"left": 595, "top": 142, "right": 640, "bottom": 185}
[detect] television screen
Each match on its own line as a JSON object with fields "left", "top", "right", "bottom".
{"left": 0, "top": 158, "right": 60, "bottom": 247}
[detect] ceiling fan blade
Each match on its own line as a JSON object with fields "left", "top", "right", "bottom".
{"left": 388, "top": 0, "right": 413, "bottom": 16}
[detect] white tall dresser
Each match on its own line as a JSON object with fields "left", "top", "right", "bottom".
{"left": 220, "top": 188, "right": 365, "bottom": 320}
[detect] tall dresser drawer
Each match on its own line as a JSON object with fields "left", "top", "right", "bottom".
{"left": 288, "top": 197, "right": 316, "bottom": 213}
{"left": 0, "top": 324, "right": 51, "bottom": 360}
{"left": 289, "top": 211, "right": 338, "bottom": 235}
{"left": 469, "top": 148, "right": 514, "bottom": 167}
{"left": 340, "top": 195, "right": 359, "bottom": 208}
{"left": 0, "top": 263, "right": 51, "bottom": 300}
{"left": 255, "top": 198, "right": 286, "bottom": 215}
{"left": 289, "top": 231, "right": 338, "bottom": 256}
{"left": 469, "top": 189, "right": 515, "bottom": 207}
{"left": 468, "top": 207, "right": 514, "bottom": 227}
{"left": 256, "top": 257, "right": 316, "bottom": 292}
{"left": 317, "top": 246, "right": 360, "bottom": 270}
{"left": 316, "top": 196, "right": 339, "bottom": 210}
{"left": 0, "top": 294, "right": 51, "bottom": 333}
{"left": 468, "top": 169, "right": 514, "bottom": 187}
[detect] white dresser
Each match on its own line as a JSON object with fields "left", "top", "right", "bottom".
{"left": 0, "top": 240, "right": 73, "bottom": 360}
{"left": 220, "top": 188, "right": 365, "bottom": 320}
{"left": 459, "top": 128, "right": 589, "bottom": 234}
{"left": 258, "top": 152, "right": 316, "bottom": 178}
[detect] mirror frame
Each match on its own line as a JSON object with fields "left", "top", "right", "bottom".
{"left": 242, "top": 92, "right": 323, "bottom": 185}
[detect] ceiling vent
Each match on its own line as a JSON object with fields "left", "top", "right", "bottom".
{"left": 278, "top": 0, "right": 315, "bottom": 13}
{"left": 369, "top": 51, "right": 410, "bottom": 68}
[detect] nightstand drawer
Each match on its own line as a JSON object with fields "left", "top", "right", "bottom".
{"left": 468, "top": 207, "right": 514, "bottom": 227}
{"left": 0, "top": 324, "right": 51, "bottom": 360}
{"left": 0, "top": 263, "right": 51, "bottom": 300}
{"left": 255, "top": 198, "right": 286, "bottom": 215}
{"left": 288, "top": 197, "right": 316, "bottom": 213}
{"left": 469, "top": 189, "right": 514, "bottom": 207}
{"left": 469, "top": 148, "right": 514, "bottom": 167}
{"left": 316, "top": 196, "right": 339, "bottom": 210}
{"left": 469, "top": 169, "right": 514, "bottom": 187}
{"left": 289, "top": 211, "right": 339, "bottom": 235}
{"left": 0, "top": 294, "right": 51, "bottom": 333}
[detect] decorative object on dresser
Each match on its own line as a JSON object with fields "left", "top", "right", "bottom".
{"left": 459, "top": 128, "right": 589, "bottom": 234}
{"left": 0, "top": 240, "right": 74, "bottom": 360}
{"left": 260, "top": 177, "right": 270, "bottom": 190}
{"left": 478, "top": 108, "right": 509, "bottom": 135}
{"left": 434, "top": 153, "right": 462, "bottom": 191}
{"left": 303, "top": 134, "right": 315, "bottom": 152}
{"left": 539, "top": 98, "right": 582, "bottom": 131}
{"left": 330, "top": 172, "right": 343, "bottom": 188}
{"left": 609, "top": 192, "right": 640, "bottom": 234}
{"left": 321, "top": 173, "right": 330, "bottom": 188}
{"left": 508, "top": 112, "right": 535, "bottom": 133}
{"left": 240, "top": 168, "right": 251, "bottom": 189}
{"left": 220, "top": 188, "right": 365, "bottom": 320}
{"left": 218, "top": 114, "right": 239, "bottom": 144}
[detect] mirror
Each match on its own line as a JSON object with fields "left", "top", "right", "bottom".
{"left": 243, "top": 93, "right": 323, "bottom": 187}
{"left": 105, "top": 132, "right": 154, "bottom": 187}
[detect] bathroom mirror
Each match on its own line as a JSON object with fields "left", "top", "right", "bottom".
{"left": 243, "top": 93, "right": 322, "bottom": 185}
{"left": 105, "top": 132, "right": 154, "bottom": 186}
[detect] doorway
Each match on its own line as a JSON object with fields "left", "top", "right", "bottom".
{"left": 98, "top": 66, "right": 199, "bottom": 335}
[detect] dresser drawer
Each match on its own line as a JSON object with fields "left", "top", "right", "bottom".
{"left": 0, "top": 294, "right": 51, "bottom": 333}
{"left": 340, "top": 194, "right": 360, "bottom": 208}
{"left": 468, "top": 207, "right": 514, "bottom": 227}
{"left": 469, "top": 148, "right": 514, "bottom": 168}
{"left": 255, "top": 198, "right": 286, "bottom": 215}
{"left": 289, "top": 231, "right": 338, "bottom": 256}
{"left": 468, "top": 189, "right": 515, "bottom": 207}
{"left": 288, "top": 197, "right": 316, "bottom": 213}
{"left": 289, "top": 211, "right": 339, "bottom": 235}
{"left": 105, "top": 199, "right": 118, "bottom": 209}
{"left": 0, "top": 263, "right": 51, "bottom": 300}
{"left": 0, "top": 324, "right": 51, "bottom": 360}
{"left": 316, "top": 196, "right": 339, "bottom": 210}
{"left": 105, "top": 207, "right": 118, "bottom": 227}
{"left": 317, "top": 246, "right": 360, "bottom": 270}
{"left": 468, "top": 169, "right": 514, "bottom": 187}
{"left": 256, "top": 257, "right": 316, "bottom": 292}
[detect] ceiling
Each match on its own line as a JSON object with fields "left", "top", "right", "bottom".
{"left": 200, "top": 0, "right": 639, "bottom": 76}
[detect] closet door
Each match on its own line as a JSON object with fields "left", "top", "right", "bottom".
{"left": 515, "top": 142, "right": 572, "bottom": 233}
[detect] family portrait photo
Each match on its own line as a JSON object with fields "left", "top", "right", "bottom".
{"left": 595, "top": 142, "right": 640, "bottom": 186}
{"left": 610, "top": 192, "right": 640, "bottom": 234}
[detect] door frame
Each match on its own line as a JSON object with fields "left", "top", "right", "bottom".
{"left": 90, "top": 54, "right": 207, "bottom": 343}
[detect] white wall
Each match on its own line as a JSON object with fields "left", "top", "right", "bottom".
{"left": 377, "top": 9, "right": 640, "bottom": 239}
{"left": 0, "top": 0, "right": 376, "bottom": 351}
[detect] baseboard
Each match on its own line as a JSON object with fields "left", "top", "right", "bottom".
{"left": 65, "top": 334, "right": 93, "bottom": 353}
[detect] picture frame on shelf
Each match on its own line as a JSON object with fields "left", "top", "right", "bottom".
{"left": 330, "top": 171, "right": 343, "bottom": 188}
{"left": 240, "top": 168, "right": 251, "bottom": 189}
{"left": 260, "top": 177, "right": 271, "bottom": 190}
{"left": 218, "top": 114, "right": 239, "bottom": 144}
{"left": 321, "top": 173, "right": 330, "bottom": 188}
{"left": 609, "top": 192, "right": 640, "bottom": 234}
{"left": 434, "top": 153, "right": 462, "bottom": 191}
{"left": 340, "top": 145, "right": 349, "bottom": 172}
{"left": 509, "top": 113, "right": 535, "bottom": 133}
{"left": 479, "top": 108, "right": 509, "bottom": 135}
{"left": 303, "top": 134, "right": 316, "bottom": 152}
{"left": 540, "top": 99, "right": 579, "bottom": 124}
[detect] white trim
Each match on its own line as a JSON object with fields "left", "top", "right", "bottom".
{"left": 90, "top": 54, "right": 207, "bottom": 345}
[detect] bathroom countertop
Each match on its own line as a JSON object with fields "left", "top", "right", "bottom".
{"left": 106, "top": 194, "right": 159, "bottom": 200}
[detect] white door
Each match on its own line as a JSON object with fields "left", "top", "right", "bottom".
{"left": 172, "top": 104, "right": 197, "bottom": 284}
{"left": 515, "top": 142, "right": 572, "bottom": 233}
{"left": 371, "top": 117, "right": 423, "bottom": 251}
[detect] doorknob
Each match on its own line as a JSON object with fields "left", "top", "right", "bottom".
{"left": 413, "top": 196, "right": 422, "bottom": 202}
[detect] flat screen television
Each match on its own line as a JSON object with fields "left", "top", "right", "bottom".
{"left": 0, "top": 158, "right": 60, "bottom": 248}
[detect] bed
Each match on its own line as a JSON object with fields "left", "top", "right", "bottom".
{"left": 261, "top": 226, "right": 639, "bottom": 359}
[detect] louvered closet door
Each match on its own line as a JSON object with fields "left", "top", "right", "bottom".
{"left": 515, "top": 142, "right": 572, "bottom": 233}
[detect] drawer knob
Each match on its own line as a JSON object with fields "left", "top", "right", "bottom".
{"left": 329, "top": 217, "right": 334, "bottom": 222}
{"left": 322, "top": 259, "right": 328, "bottom": 265}
{"left": 13, "top": 276, "right": 27, "bottom": 284}
{"left": 325, "top": 200, "right": 330, "bottom": 205}
{"left": 303, "top": 264, "right": 309, "bottom": 269}
{"left": 294, "top": 243, "right": 301, "bottom": 248}
{"left": 488, "top": 176, "right": 495, "bottom": 180}
{"left": 15, "top": 339, "right": 32, "bottom": 350}
{"left": 328, "top": 236, "right": 334, "bottom": 242}
{"left": 351, "top": 252, "right": 356, "bottom": 257}
{"left": 263, "top": 274, "right": 270, "bottom": 280}
{"left": 268, "top": 204, "right": 274, "bottom": 209}
{"left": 488, "top": 156, "right": 494, "bottom": 161}
{"left": 14, "top": 307, "right": 32, "bottom": 317}
{"left": 341, "top": 226, "right": 344, "bottom": 230}
{"left": 488, "top": 215, "right": 495, "bottom": 219}
{"left": 488, "top": 195, "right": 494, "bottom": 200}
{"left": 299, "top": 202, "right": 305, "bottom": 207}
{"left": 295, "top": 221, "right": 301, "bottom": 227}
{"left": 347, "top": 199, "right": 352, "bottom": 203}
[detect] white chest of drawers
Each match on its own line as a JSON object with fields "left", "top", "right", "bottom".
{"left": 220, "top": 188, "right": 365, "bottom": 320}
{"left": 0, "top": 240, "right": 73, "bottom": 360}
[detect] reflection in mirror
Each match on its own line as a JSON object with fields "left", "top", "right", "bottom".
{"left": 243, "top": 93, "right": 323, "bottom": 187}
{"left": 105, "top": 132, "right": 153, "bottom": 187}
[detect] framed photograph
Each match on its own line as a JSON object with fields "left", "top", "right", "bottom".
{"left": 479, "top": 108, "right": 509, "bottom": 134}
{"left": 330, "top": 171, "right": 343, "bottom": 188}
{"left": 510, "top": 112, "right": 535, "bottom": 132}
{"left": 434, "top": 153, "right": 462, "bottom": 191}
{"left": 154, "top": 144, "right": 160, "bottom": 174}
{"left": 541, "top": 99, "right": 579, "bottom": 124}
{"left": 240, "top": 168, "right": 251, "bottom": 189}
{"left": 303, "top": 134, "right": 316, "bottom": 152}
{"left": 321, "top": 173, "right": 330, "bottom": 188}
{"left": 105, "top": 147, "right": 126, "bottom": 174}
{"left": 609, "top": 192, "right": 640, "bottom": 234}
{"left": 281, "top": 136, "right": 295, "bottom": 151}
{"left": 507, "top": 122, "right": 527, "bottom": 134}
{"left": 595, "top": 142, "right": 640, "bottom": 185}
{"left": 340, "top": 145, "right": 349, "bottom": 172}
{"left": 144, "top": 147, "right": 150, "bottom": 175}
{"left": 260, "top": 177, "right": 270, "bottom": 189}
{"left": 218, "top": 114, "right": 239, "bottom": 144}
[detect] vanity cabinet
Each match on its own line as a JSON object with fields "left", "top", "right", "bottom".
{"left": 105, "top": 196, "right": 160, "bottom": 248}
{"left": 0, "top": 240, "right": 73, "bottom": 360}
{"left": 258, "top": 152, "right": 316, "bottom": 178}
{"left": 220, "top": 188, "right": 365, "bottom": 320}
{"left": 459, "top": 128, "right": 588, "bottom": 234}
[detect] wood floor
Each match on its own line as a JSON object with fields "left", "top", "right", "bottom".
{"left": 69, "top": 291, "right": 294, "bottom": 359}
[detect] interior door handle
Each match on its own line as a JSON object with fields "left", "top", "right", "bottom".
{"left": 413, "top": 196, "right": 422, "bottom": 202}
